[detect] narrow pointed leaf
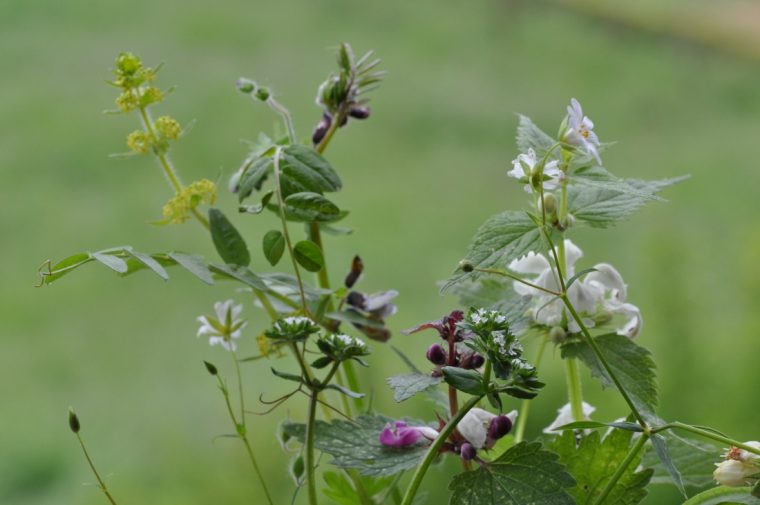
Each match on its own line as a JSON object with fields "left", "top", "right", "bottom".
{"left": 92, "top": 252, "right": 128, "bottom": 273}
{"left": 168, "top": 252, "right": 214, "bottom": 284}
{"left": 651, "top": 434, "right": 687, "bottom": 497}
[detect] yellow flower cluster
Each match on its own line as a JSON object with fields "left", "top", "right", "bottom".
{"left": 161, "top": 179, "right": 217, "bottom": 224}
{"left": 155, "top": 116, "right": 181, "bottom": 140}
{"left": 126, "top": 130, "right": 150, "bottom": 154}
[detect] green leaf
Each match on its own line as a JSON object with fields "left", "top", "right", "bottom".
{"left": 441, "top": 366, "right": 485, "bottom": 396}
{"left": 168, "top": 252, "right": 214, "bottom": 284}
{"left": 324, "top": 383, "right": 364, "bottom": 399}
{"left": 92, "top": 251, "right": 128, "bottom": 273}
{"left": 442, "top": 210, "right": 545, "bottom": 292}
{"left": 448, "top": 441, "right": 575, "bottom": 504}
{"left": 641, "top": 433, "right": 721, "bottom": 490}
{"left": 516, "top": 114, "right": 556, "bottom": 158}
{"left": 238, "top": 189, "right": 274, "bottom": 214}
{"left": 237, "top": 156, "right": 272, "bottom": 202}
{"left": 650, "top": 434, "right": 687, "bottom": 497}
{"left": 293, "top": 240, "right": 324, "bottom": 272}
{"left": 279, "top": 144, "right": 342, "bottom": 197}
{"left": 262, "top": 230, "right": 285, "bottom": 266}
{"left": 386, "top": 373, "right": 443, "bottom": 403}
{"left": 282, "top": 415, "right": 429, "bottom": 476}
{"left": 562, "top": 333, "right": 658, "bottom": 421}
{"left": 682, "top": 487, "right": 760, "bottom": 505}
{"left": 209, "top": 264, "right": 268, "bottom": 291}
{"left": 126, "top": 249, "right": 169, "bottom": 280}
{"left": 569, "top": 165, "right": 665, "bottom": 201}
{"left": 567, "top": 176, "right": 688, "bottom": 228}
{"left": 281, "top": 191, "right": 343, "bottom": 222}
{"left": 390, "top": 346, "right": 449, "bottom": 410}
{"left": 271, "top": 367, "right": 304, "bottom": 384}
{"left": 443, "top": 277, "right": 533, "bottom": 335}
{"left": 209, "top": 208, "right": 251, "bottom": 266}
{"left": 548, "top": 430, "right": 653, "bottom": 505}
{"left": 553, "top": 420, "right": 644, "bottom": 432}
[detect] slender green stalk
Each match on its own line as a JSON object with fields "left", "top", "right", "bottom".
{"left": 561, "top": 296, "right": 647, "bottom": 427}
{"left": 654, "top": 422, "right": 760, "bottom": 457}
{"left": 75, "top": 434, "right": 118, "bottom": 505}
{"left": 334, "top": 367, "right": 353, "bottom": 416}
{"left": 565, "top": 357, "right": 585, "bottom": 422}
{"left": 400, "top": 395, "right": 483, "bottom": 505}
{"left": 266, "top": 96, "right": 297, "bottom": 144}
{"left": 593, "top": 434, "right": 649, "bottom": 505}
{"left": 231, "top": 350, "right": 246, "bottom": 421}
{"left": 514, "top": 336, "right": 548, "bottom": 443}
{"left": 473, "top": 267, "right": 562, "bottom": 297}
{"left": 305, "top": 388, "right": 320, "bottom": 505}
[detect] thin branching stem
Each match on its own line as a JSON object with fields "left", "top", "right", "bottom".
{"left": 75, "top": 434, "right": 118, "bottom": 505}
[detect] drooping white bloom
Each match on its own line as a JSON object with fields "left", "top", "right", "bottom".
{"left": 543, "top": 402, "right": 596, "bottom": 434}
{"left": 508, "top": 240, "right": 643, "bottom": 338}
{"left": 714, "top": 459, "right": 756, "bottom": 487}
{"left": 728, "top": 441, "right": 760, "bottom": 463}
{"left": 196, "top": 300, "right": 246, "bottom": 352}
{"left": 564, "top": 98, "right": 602, "bottom": 164}
{"left": 458, "top": 408, "right": 518, "bottom": 449}
{"left": 507, "top": 148, "right": 563, "bottom": 193}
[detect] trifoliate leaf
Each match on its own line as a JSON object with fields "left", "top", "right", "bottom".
{"left": 561, "top": 333, "right": 658, "bottom": 422}
{"left": 448, "top": 441, "right": 575, "bottom": 504}
{"left": 282, "top": 414, "right": 429, "bottom": 477}
{"left": 641, "top": 432, "right": 720, "bottom": 490}
{"left": 386, "top": 373, "right": 442, "bottom": 402}
{"left": 547, "top": 429, "right": 653, "bottom": 505}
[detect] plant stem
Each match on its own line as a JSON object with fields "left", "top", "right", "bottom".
{"left": 231, "top": 350, "right": 246, "bottom": 421}
{"left": 654, "top": 422, "right": 760, "bottom": 457}
{"left": 305, "top": 388, "right": 320, "bottom": 505}
{"left": 308, "top": 221, "right": 335, "bottom": 313}
{"left": 593, "top": 434, "right": 649, "bottom": 505}
{"left": 342, "top": 359, "right": 364, "bottom": 412}
{"left": 514, "top": 336, "right": 548, "bottom": 443}
{"left": 334, "top": 367, "right": 353, "bottom": 416}
{"left": 400, "top": 395, "right": 483, "bottom": 505}
{"left": 266, "top": 96, "right": 297, "bottom": 144}
{"left": 75, "top": 434, "right": 118, "bottom": 505}
{"left": 474, "top": 267, "right": 562, "bottom": 297}
{"left": 561, "top": 296, "right": 647, "bottom": 427}
{"left": 565, "top": 357, "right": 585, "bottom": 422}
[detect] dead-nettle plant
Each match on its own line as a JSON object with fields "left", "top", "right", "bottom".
{"left": 38, "top": 46, "right": 760, "bottom": 505}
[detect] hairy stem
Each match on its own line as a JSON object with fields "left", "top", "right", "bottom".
{"left": 654, "top": 422, "right": 760, "bottom": 457}
{"left": 593, "top": 434, "right": 649, "bottom": 505}
{"left": 266, "top": 96, "right": 297, "bottom": 144}
{"left": 305, "top": 388, "right": 320, "bottom": 505}
{"left": 75, "top": 434, "right": 118, "bottom": 505}
{"left": 565, "top": 357, "right": 585, "bottom": 422}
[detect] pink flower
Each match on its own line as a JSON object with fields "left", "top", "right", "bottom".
{"left": 379, "top": 421, "right": 438, "bottom": 447}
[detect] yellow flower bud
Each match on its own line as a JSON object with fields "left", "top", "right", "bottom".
{"left": 126, "top": 130, "right": 150, "bottom": 154}
{"left": 115, "top": 91, "right": 139, "bottom": 112}
{"left": 155, "top": 116, "right": 181, "bottom": 140}
{"left": 115, "top": 52, "right": 142, "bottom": 76}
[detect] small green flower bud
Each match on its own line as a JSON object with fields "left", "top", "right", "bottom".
{"left": 127, "top": 130, "right": 150, "bottom": 154}
{"left": 140, "top": 86, "right": 163, "bottom": 107}
{"left": 254, "top": 87, "right": 270, "bottom": 101}
{"left": 203, "top": 361, "right": 218, "bottom": 375}
{"left": 289, "top": 454, "right": 305, "bottom": 484}
{"left": 542, "top": 193, "right": 557, "bottom": 214}
{"left": 115, "top": 91, "right": 139, "bottom": 113}
{"left": 236, "top": 78, "right": 256, "bottom": 94}
{"left": 458, "top": 260, "right": 474, "bottom": 273}
{"left": 68, "top": 407, "right": 80, "bottom": 433}
{"left": 116, "top": 52, "right": 142, "bottom": 75}
{"left": 549, "top": 326, "right": 566, "bottom": 344}
{"left": 155, "top": 116, "right": 181, "bottom": 140}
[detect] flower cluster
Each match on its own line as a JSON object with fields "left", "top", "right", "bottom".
{"left": 507, "top": 148, "right": 563, "bottom": 194}
{"left": 265, "top": 316, "right": 320, "bottom": 342}
{"left": 405, "top": 310, "right": 484, "bottom": 377}
{"left": 161, "top": 179, "right": 218, "bottom": 225}
{"left": 196, "top": 300, "right": 247, "bottom": 352}
{"left": 509, "top": 239, "right": 642, "bottom": 338}
{"left": 312, "top": 333, "right": 370, "bottom": 369}
{"left": 714, "top": 442, "right": 760, "bottom": 487}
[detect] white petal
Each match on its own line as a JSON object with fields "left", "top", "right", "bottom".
{"left": 509, "top": 252, "right": 550, "bottom": 275}
{"left": 230, "top": 302, "right": 244, "bottom": 320}
{"left": 415, "top": 426, "right": 440, "bottom": 441}
{"left": 214, "top": 300, "right": 233, "bottom": 321}
{"left": 506, "top": 410, "right": 519, "bottom": 425}
{"left": 563, "top": 240, "right": 583, "bottom": 274}
{"left": 507, "top": 163, "right": 525, "bottom": 180}
{"left": 459, "top": 408, "right": 495, "bottom": 449}
{"left": 606, "top": 300, "right": 643, "bottom": 338}
{"left": 567, "top": 98, "right": 583, "bottom": 128}
{"left": 543, "top": 401, "right": 596, "bottom": 434}
{"left": 587, "top": 263, "right": 627, "bottom": 301}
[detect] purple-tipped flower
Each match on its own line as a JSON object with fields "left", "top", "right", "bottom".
{"left": 379, "top": 421, "right": 438, "bottom": 448}
{"left": 459, "top": 351, "right": 485, "bottom": 369}
{"left": 460, "top": 442, "right": 477, "bottom": 461}
{"left": 426, "top": 343, "right": 447, "bottom": 365}
{"left": 488, "top": 415, "right": 513, "bottom": 441}
{"left": 459, "top": 408, "right": 518, "bottom": 449}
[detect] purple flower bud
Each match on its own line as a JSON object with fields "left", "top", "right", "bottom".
{"left": 312, "top": 112, "right": 332, "bottom": 145}
{"left": 488, "top": 415, "right": 513, "bottom": 441}
{"left": 348, "top": 106, "right": 371, "bottom": 119}
{"left": 379, "top": 421, "right": 438, "bottom": 447}
{"left": 460, "top": 442, "right": 477, "bottom": 461}
{"left": 426, "top": 343, "right": 447, "bottom": 365}
{"left": 470, "top": 353, "right": 485, "bottom": 369}
{"left": 459, "top": 352, "right": 485, "bottom": 369}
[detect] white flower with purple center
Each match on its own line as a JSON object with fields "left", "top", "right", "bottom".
{"left": 379, "top": 421, "right": 438, "bottom": 447}
{"left": 196, "top": 300, "right": 246, "bottom": 352}
{"left": 458, "top": 408, "right": 517, "bottom": 450}
{"left": 564, "top": 98, "right": 601, "bottom": 164}
{"left": 507, "top": 148, "right": 563, "bottom": 193}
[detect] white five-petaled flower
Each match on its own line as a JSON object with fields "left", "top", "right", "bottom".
{"left": 564, "top": 98, "right": 601, "bottom": 164}
{"left": 196, "top": 300, "right": 247, "bottom": 352}
{"left": 508, "top": 240, "right": 643, "bottom": 338}
{"left": 507, "top": 148, "right": 563, "bottom": 193}
{"left": 543, "top": 402, "right": 596, "bottom": 434}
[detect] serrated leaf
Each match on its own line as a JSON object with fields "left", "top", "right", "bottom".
{"left": 642, "top": 432, "right": 721, "bottom": 490}
{"left": 279, "top": 144, "right": 342, "bottom": 197}
{"left": 262, "top": 230, "right": 285, "bottom": 266}
{"left": 386, "top": 373, "right": 443, "bottom": 403}
{"left": 443, "top": 278, "right": 533, "bottom": 335}
{"left": 570, "top": 165, "right": 664, "bottom": 201}
{"left": 281, "top": 191, "right": 343, "bottom": 222}
{"left": 449, "top": 441, "right": 575, "bottom": 504}
{"left": 209, "top": 208, "right": 251, "bottom": 266}
{"left": 390, "top": 346, "right": 449, "bottom": 410}
{"left": 442, "top": 211, "right": 545, "bottom": 292}
{"left": 567, "top": 176, "right": 688, "bottom": 228}
{"left": 548, "top": 430, "right": 652, "bottom": 505}
{"left": 562, "top": 333, "right": 658, "bottom": 421}
{"left": 516, "top": 114, "right": 556, "bottom": 158}
{"left": 294, "top": 240, "right": 324, "bottom": 272}
{"left": 283, "top": 414, "right": 429, "bottom": 476}
{"left": 441, "top": 366, "right": 485, "bottom": 396}
{"left": 682, "top": 486, "right": 760, "bottom": 505}
{"left": 651, "top": 433, "right": 687, "bottom": 497}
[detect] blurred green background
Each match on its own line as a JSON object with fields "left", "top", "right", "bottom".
{"left": 4, "top": 0, "right": 760, "bottom": 503}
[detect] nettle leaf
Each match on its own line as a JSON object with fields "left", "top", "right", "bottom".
{"left": 390, "top": 346, "right": 449, "bottom": 410}
{"left": 294, "top": 240, "right": 324, "bottom": 272}
{"left": 323, "top": 472, "right": 397, "bottom": 505}
{"left": 569, "top": 165, "right": 664, "bottom": 201}
{"left": 448, "top": 441, "right": 575, "bottom": 505}
{"left": 650, "top": 434, "right": 686, "bottom": 497}
{"left": 209, "top": 208, "right": 251, "bottom": 267}
{"left": 280, "top": 191, "right": 344, "bottom": 222}
{"left": 279, "top": 144, "right": 342, "bottom": 197}
{"left": 642, "top": 432, "right": 720, "bottom": 490}
{"left": 442, "top": 366, "right": 486, "bottom": 396}
{"left": 262, "top": 230, "right": 285, "bottom": 266}
{"left": 442, "top": 211, "right": 545, "bottom": 292}
{"left": 682, "top": 486, "right": 760, "bottom": 505}
{"left": 516, "top": 114, "right": 556, "bottom": 158}
{"left": 283, "top": 414, "right": 429, "bottom": 476}
{"left": 567, "top": 175, "right": 688, "bottom": 228}
{"left": 548, "top": 429, "right": 653, "bottom": 505}
{"left": 386, "top": 373, "right": 443, "bottom": 403}
{"left": 562, "top": 333, "right": 658, "bottom": 421}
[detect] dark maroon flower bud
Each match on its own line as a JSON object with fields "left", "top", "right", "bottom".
{"left": 344, "top": 255, "right": 364, "bottom": 288}
{"left": 348, "top": 106, "right": 371, "bottom": 119}
{"left": 346, "top": 291, "right": 367, "bottom": 309}
{"left": 470, "top": 353, "right": 485, "bottom": 369}
{"left": 460, "top": 442, "right": 477, "bottom": 461}
{"left": 426, "top": 343, "right": 447, "bottom": 365}
{"left": 488, "top": 415, "right": 513, "bottom": 441}
{"left": 312, "top": 112, "right": 332, "bottom": 145}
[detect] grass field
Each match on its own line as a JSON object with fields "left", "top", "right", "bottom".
{"left": 3, "top": 1, "right": 760, "bottom": 503}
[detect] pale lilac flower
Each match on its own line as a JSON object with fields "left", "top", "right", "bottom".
{"left": 564, "top": 98, "right": 601, "bottom": 164}
{"left": 379, "top": 421, "right": 438, "bottom": 447}
{"left": 458, "top": 408, "right": 518, "bottom": 449}
{"left": 543, "top": 402, "right": 596, "bottom": 434}
{"left": 507, "top": 148, "right": 563, "bottom": 193}
{"left": 196, "top": 300, "right": 246, "bottom": 352}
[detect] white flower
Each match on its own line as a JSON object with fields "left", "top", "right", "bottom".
{"left": 543, "top": 402, "right": 596, "bottom": 434}
{"left": 508, "top": 240, "right": 642, "bottom": 337}
{"left": 564, "top": 98, "right": 601, "bottom": 164}
{"left": 714, "top": 459, "right": 757, "bottom": 487}
{"left": 196, "top": 300, "right": 246, "bottom": 352}
{"left": 507, "top": 148, "right": 563, "bottom": 193}
{"left": 458, "top": 408, "right": 518, "bottom": 449}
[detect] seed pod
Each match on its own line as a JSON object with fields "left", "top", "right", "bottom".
{"left": 312, "top": 112, "right": 332, "bottom": 145}
{"left": 68, "top": 407, "right": 80, "bottom": 433}
{"left": 344, "top": 255, "right": 364, "bottom": 288}
{"left": 236, "top": 78, "right": 256, "bottom": 94}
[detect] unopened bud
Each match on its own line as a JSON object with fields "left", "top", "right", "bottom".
{"left": 426, "top": 343, "right": 447, "bottom": 366}
{"left": 470, "top": 353, "right": 485, "bottom": 369}
{"left": 203, "top": 360, "right": 218, "bottom": 375}
{"left": 236, "top": 78, "right": 256, "bottom": 94}
{"left": 312, "top": 112, "right": 332, "bottom": 145}
{"left": 255, "top": 87, "right": 270, "bottom": 101}
{"left": 488, "top": 415, "right": 513, "bottom": 441}
{"left": 344, "top": 255, "right": 364, "bottom": 288}
{"left": 549, "top": 326, "right": 566, "bottom": 344}
{"left": 458, "top": 260, "right": 474, "bottom": 273}
{"left": 714, "top": 459, "right": 754, "bottom": 487}
{"left": 346, "top": 291, "right": 367, "bottom": 310}
{"left": 460, "top": 442, "right": 477, "bottom": 461}
{"left": 348, "top": 106, "right": 371, "bottom": 119}
{"left": 116, "top": 52, "right": 142, "bottom": 75}
{"left": 68, "top": 407, "right": 80, "bottom": 433}
{"left": 542, "top": 193, "right": 557, "bottom": 214}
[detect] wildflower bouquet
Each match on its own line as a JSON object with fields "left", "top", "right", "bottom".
{"left": 40, "top": 44, "right": 760, "bottom": 505}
